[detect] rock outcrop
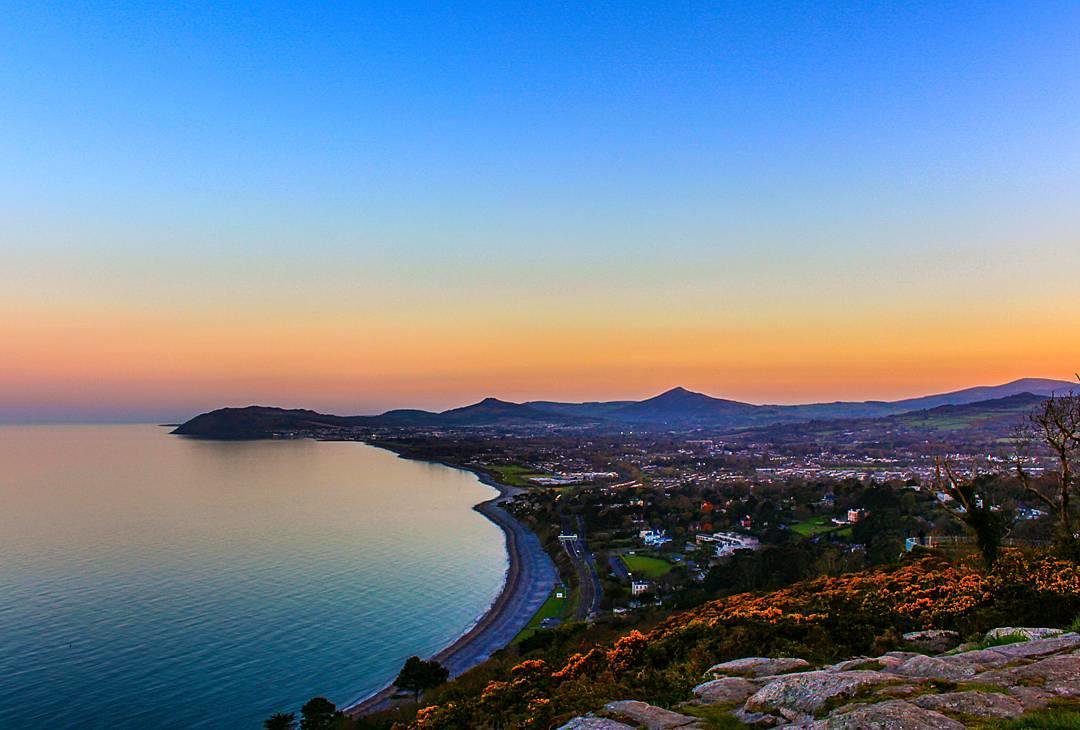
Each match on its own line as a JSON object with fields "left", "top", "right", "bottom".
{"left": 691, "top": 676, "right": 759, "bottom": 705}
{"left": 890, "top": 654, "right": 977, "bottom": 681}
{"left": 707, "top": 657, "right": 811, "bottom": 678}
{"left": 559, "top": 629, "right": 1080, "bottom": 729}
{"left": 902, "top": 629, "right": 961, "bottom": 653}
{"left": 912, "top": 690, "right": 1025, "bottom": 719}
{"left": 559, "top": 718, "right": 636, "bottom": 730}
{"left": 743, "top": 669, "right": 905, "bottom": 717}
{"left": 815, "top": 699, "right": 964, "bottom": 729}
{"left": 985, "top": 627, "right": 1064, "bottom": 641}
{"left": 601, "top": 701, "right": 703, "bottom": 729}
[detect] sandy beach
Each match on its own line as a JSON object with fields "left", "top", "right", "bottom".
{"left": 343, "top": 461, "right": 558, "bottom": 717}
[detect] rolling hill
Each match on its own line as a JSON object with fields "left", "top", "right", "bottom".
{"left": 172, "top": 378, "right": 1074, "bottom": 438}
{"left": 171, "top": 406, "right": 356, "bottom": 439}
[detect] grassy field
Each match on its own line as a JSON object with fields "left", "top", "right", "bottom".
{"left": 790, "top": 516, "right": 836, "bottom": 537}
{"left": 486, "top": 464, "right": 545, "bottom": 487}
{"left": 512, "top": 589, "right": 568, "bottom": 644}
{"left": 621, "top": 554, "right": 673, "bottom": 579}
{"left": 896, "top": 399, "right": 1036, "bottom": 432}
{"left": 791, "top": 517, "right": 853, "bottom": 539}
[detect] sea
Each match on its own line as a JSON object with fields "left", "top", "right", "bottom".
{"left": 0, "top": 424, "right": 507, "bottom": 728}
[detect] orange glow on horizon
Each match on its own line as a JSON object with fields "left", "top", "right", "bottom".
{"left": 3, "top": 297, "right": 1078, "bottom": 418}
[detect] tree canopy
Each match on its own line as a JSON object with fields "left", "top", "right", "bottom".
{"left": 299, "top": 696, "right": 339, "bottom": 730}
{"left": 394, "top": 656, "right": 450, "bottom": 701}
{"left": 263, "top": 712, "right": 296, "bottom": 730}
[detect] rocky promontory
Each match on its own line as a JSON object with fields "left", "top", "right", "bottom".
{"left": 559, "top": 628, "right": 1079, "bottom": 728}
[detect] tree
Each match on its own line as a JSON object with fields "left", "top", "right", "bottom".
{"left": 1014, "top": 380, "right": 1080, "bottom": 559}
{"left": 264, "top": 713, "right": 296, "bottom": 730}
{"left": 934, "top": 459, "right": 1011, "bottom": 568}
{"left": 852, "top": 508, "right": 905, "bottom": 565}
{"left": 299, "top": 697, "right": 339, "bottom": 730}
{"left": 394, "top": 655, "right": 450, "bottom": 702}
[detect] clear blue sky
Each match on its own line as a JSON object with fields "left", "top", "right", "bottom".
{"left": 3, "top": 2, "right": 1079, "bottom": 421}
{"left": 6, "top": 2, "right": 1079, "bottom": 220}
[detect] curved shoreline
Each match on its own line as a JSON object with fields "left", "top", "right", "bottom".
{"left": 343, "top": 456, "right": 558, "bottom": 717}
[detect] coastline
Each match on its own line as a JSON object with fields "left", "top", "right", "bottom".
{"left": 342, "top": 449, "right": 558, "bottom": 717}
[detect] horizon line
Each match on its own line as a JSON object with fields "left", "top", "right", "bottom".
{"left": 7, "top": 374, "right": 1075, "bottom": 426}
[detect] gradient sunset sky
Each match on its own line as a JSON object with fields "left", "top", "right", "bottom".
{"left": 3, "top": 2, "right": 1079, "bottom": 422}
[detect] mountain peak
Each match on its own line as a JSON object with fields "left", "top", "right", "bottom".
{"left": 443, "top": 397, "right": 521, "bottom": 414}
{"left": 611, "top": 386, "right": 755, "bottom": 423}
{"left": 650, "top": 386, "right": 709, "bottom": 401}
{"left": 650, "top": 386, "right": 723, "bottom": 403}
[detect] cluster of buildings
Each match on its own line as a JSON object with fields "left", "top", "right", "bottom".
{"left": 532, "top": 470, "right": 621, "bottom": 486}
{"left": 695, "top": 530, "right": 761, "bottom": 557}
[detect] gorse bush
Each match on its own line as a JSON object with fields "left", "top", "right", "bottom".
{"left": 413, "top": 552, "right": 1080, "bottom": 729}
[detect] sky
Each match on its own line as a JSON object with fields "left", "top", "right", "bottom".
{"left": 3, "top": 2, "right": 1079, "bottom": 422}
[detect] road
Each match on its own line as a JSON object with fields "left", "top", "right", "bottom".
{"left": 560, "top": 515, "right": 602, "bottom": 620}
{"left": 608, "top": 554, "right": 629, "bottom": 581}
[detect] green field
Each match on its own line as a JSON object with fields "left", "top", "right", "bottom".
{"left": 621, "top": 554, "right": 672, "bottom": 579}
{"left": 791, "top": 516, "right": 841, "bottom": 537}
{"left": 487, "top": 464, "right": 545, "bottom": 487}
{"left": 512, "top": 589, "right": 568, "bottom": 643}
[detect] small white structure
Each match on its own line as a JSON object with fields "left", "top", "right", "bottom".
{"left": 639, "top": 529, "right": 672, "bottom": 547}
{"left": 631, "top": 580, "right": 652, "bottom": 596}
{"left": 697, "top": 531, "right": 760, "bottom": 557}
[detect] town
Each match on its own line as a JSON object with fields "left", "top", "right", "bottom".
{"left": 309, "top": 409, "right": 1061, "bottom": 624}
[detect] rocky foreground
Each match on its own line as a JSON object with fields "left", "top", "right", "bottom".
{"left": 558, "top": 628, "right": 1079, "bottom": 729}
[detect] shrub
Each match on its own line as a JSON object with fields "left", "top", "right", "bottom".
{"left": 411, "top": 552, "right": 1080, "bottom": 728}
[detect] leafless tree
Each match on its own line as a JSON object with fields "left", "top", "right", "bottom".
{"left": 1013, "top": 377, "right": 1080, "bottom": 558}
{"left": 934, "top": 458, "right": 1010, "bottom": 568}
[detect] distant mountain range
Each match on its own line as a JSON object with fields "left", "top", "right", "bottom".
{"left": 172, "top": 378, "right": 1076, "bottom": 439}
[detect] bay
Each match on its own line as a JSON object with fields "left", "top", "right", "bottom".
{"left": 0, "top": 424, "right": 506, "bottom": 728}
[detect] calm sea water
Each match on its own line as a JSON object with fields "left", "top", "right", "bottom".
{"left": 0, "top": 425, "right": 506, "bottom": 729}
